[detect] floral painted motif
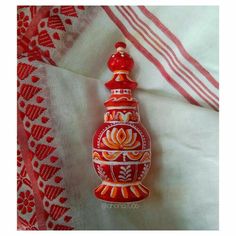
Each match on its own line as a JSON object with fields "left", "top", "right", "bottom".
{"left": 126, "top": 151, "right": 143, "bottom": 160}
{"left": 97, "top": 165, "right": 110, "bottom": 181}
{"left": 102, "top": 151, "right": 121, "bottom": 160}
{"left": 102, "top": 128, "right": 140, "bottom": 150}
{"left": 104, "top": 110, "right": 139, "bottom": 122}
{"left": 140, "top": 151, "right": 151, "bottom": 162}
{"left": 92, "top": 151, "right": 102, "bottom": 160}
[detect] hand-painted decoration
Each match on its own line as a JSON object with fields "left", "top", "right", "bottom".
{"left": 92, "top": 42, "right": 151, "bottom": 202}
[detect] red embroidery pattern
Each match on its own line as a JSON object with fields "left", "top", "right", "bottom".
{"left": 18, "top": 214, "right": 38, "bottom": 230}
{"left": 17, "top": 144, "right": 39, "bottom": 230}
{"left": 17, "top": 5, "right": 95, "bottom": 230}
{"left": 17, "top": 58, "right": 74, "bottom": 230}
{"left": 17, "top": 6, "right": 96, "bottom": 64}
{"left": 17, "top": 11, "right": 30, "bottom": 37}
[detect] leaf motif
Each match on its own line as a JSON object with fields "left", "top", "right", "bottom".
{"left": 97, "top": 165, "right": 109, "bottom": 181}
{"left": 118, "top": 175, "right": 126, "bottom": 179}
{"left": 120, "top": 166, "right": 126, "bottom": 171}
{"left": 118, "top": 165, "right": 132, "bottom": 182}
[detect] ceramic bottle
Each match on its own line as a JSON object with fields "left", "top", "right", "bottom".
{"left": 92, "top": 42, "right": 151, "bottom": 202}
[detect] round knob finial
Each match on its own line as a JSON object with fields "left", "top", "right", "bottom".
{"left": 115, "top": 42, "right": 126, "bottom": 52}
{"left": 107, "top": 41, "right": 134, "bottom": 72}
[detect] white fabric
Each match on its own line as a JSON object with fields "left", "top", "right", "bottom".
{"left": 42, "top": 6, "right": 218, "bottom": 229}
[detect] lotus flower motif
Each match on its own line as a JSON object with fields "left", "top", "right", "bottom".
{"left": 102, "top": 128, "right": 140, "bottom": 150}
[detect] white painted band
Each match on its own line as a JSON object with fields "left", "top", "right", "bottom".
{"left": 102, "top": 181, "right": 141, "bottom": 187}
{"left": 93, "top": 148, "right": 151, "bottom": 153}
{"left": 92, "top": 159, "right": 151, "bottom": 165}
{"left": 111, "top": 89, "right": 131, "bottom": 94}
{"left": 105, "top": 121, "right": 139, "bottom": 124}
{"left": 113, "top": 71, "right": 129, "bottom": 75}
{"left": 106, "top": 106, "right": 137, "bottom": 110}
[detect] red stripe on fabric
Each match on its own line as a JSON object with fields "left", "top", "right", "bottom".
{"left": 30, "top": 6, "right": 38, "bottom": 19}
{"left": 18, "top": 36, "right": 31, "bottom": 53}
{"left": 127, "top": 6, "right": 219, "bottom": 102}
{"left": 103, "top": 6, "right": 201, "bottom": 107}
{"left": 17, "top": 110, "right": 47, "bottom": 230}
{"left": 118, "top": 6, "right": 218, "bottom": 110}
{"left": 139, "top": 6, "right": 219, "bottom": 89}
{"left": 17, "top": 7, "right": 57, "bottom": 66}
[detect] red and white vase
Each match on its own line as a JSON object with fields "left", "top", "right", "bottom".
{"left": 92, "top": 42, "right": 151, "bottom": 202}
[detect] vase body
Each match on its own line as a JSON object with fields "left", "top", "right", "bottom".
{"left": 92, "top": 42, "right": 151, "bottom": 202}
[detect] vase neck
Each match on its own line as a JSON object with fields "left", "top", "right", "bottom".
{"left": 104, "top": 89, "right": 140, "bottom": 123}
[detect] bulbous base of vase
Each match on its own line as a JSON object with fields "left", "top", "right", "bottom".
{"left": 94, "top": 181, "right": 149, "bottom": 203}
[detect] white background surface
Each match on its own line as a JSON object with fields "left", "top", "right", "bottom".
{"left": 43, "top": 6, "right": 219, "bottom": 228}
